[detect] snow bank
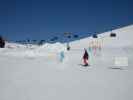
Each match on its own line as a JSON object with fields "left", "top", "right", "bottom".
{"left": 36, "top": 42, "right": 66, "bottom": 53}
{"left": 0, "top": 42, "right": 66, "bottom": 58}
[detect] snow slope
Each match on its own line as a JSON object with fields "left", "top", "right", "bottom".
{"left": 0, "top": 25, "right": 133, "bottom": 100}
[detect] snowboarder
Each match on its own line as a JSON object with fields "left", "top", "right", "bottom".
{"left": 0, "top": 36, "right": 5, "bottom": 48}
{"left": 83, "top": 49, "right": 89, "bottom": 66}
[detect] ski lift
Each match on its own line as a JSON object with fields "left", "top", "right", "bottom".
{"left": 73, "top": 34, "right": 79, "bottom": 38}
{"left": 67, "top": 35, "right": 71, "bottom": 39}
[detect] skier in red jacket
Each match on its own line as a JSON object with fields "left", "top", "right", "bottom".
{"left": 83, "top": 49, "right": 89, "bottom": 66}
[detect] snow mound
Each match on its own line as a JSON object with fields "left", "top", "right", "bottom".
{"left": 36, "top": 42, "right": 66, "bottom": 53}
{"left": 0, "top": 42, "right": 66, "bottom": 58}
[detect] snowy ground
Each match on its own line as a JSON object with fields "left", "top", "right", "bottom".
{"left": 0, "top": 25, "right": 133, "bottom": 100}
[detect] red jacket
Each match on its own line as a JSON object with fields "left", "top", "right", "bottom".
{"left": 83, "top": 50, "right": 89, "bottom": 60}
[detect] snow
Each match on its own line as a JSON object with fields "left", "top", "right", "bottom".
{"left": 0, "top": 25, "right": 133, "bottom": 100}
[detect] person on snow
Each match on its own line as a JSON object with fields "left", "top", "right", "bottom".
{"left": 83, "top": 48, "right": 89, "bottom": 66}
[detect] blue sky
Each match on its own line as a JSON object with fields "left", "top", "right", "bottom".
{"left": 0, "top": 0, "right": 133, "bottom": 41}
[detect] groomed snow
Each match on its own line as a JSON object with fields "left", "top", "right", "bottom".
{"left": 0, "top": 25, "right": 133, "bottom": 100}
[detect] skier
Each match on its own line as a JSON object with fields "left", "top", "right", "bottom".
{"left": 83, "top": 49, "right": 89, "bottom": 66}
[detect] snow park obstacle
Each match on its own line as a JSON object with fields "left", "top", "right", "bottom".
{"left": 112, "top": 57, "right": 128, "bottom": 70}
{"left": 88, "top": 38, "right": 103, "bottom": 56}
{"left": 0, "top": 36, "right": 5, "bottom": 48}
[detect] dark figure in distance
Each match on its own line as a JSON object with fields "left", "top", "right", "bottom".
{"left": 0, "top": 36, "right": 5, "bottom": 48}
